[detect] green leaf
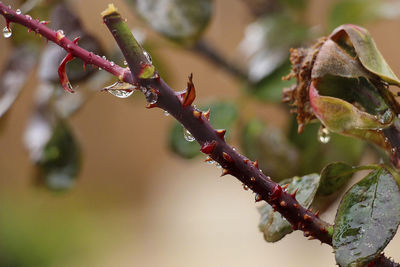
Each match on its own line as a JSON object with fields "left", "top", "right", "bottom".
{"left": 317, "top": 162, "right": 354, "bottom": 195}
{"left": 333, "top": 167, "right": 400, "bottom": 267}
{"left": 127, "top": 0, "right": 213, "bottom": 44}
{"left": 330, "top": 24, "right": 400, "bottom": 85}
{"left": 169, "top": 101, "right": 237, "bottom": 158}
{"left": 249, "top": 60, "right": 294, "bottom": 102}
{"left": 36, "top": 119, "right": 81, "bottom": 191}
{"left": 258, "top": 173, "right": 320, "bottom": 242}
{"left": 241, "top": 119, "right": 299, "bottom": 180}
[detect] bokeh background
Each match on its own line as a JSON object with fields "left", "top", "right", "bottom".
{"left": 1, "top": 0, "right": 400, "bottom": 266}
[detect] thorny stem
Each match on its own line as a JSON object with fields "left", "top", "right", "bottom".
{"left": 0, "top": 3, "right": 399, "bottom": 266}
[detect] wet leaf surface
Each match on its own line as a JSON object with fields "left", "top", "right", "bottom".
{"left": 258, "top": 173, "right": 320, "bottom": 242}
{"left": 333, "top": 167, "right": 400, "bottom": 266}
{"left": 317, "top": 162, "right": 354, "bottom": 196}
{"left": 127, "top": 0, "right": 212, "bottom": 44}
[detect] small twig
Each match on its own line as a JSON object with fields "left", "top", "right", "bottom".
{"left": 191, "top": 40, "right": 249, "bottom": 81}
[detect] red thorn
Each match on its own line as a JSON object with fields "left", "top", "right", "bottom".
{"left": 193, "top": 110, "right": 202, "bottom": 119}
{"left": 205, "top": 157, "right": 213, "bottom": 162}
{"left": 200, "top": 141, "right": 217, "bottom": 155}
{"left": 304, "top": 214, "right": 312, "bottom": 221}
{"left": 269, "top": 184, "right": 282, "bottom": 201}
{"left": 272, "top": 204, "right": 277, "bottom": 211}
{"left": 83, "top": 62, "right": 87, "bottom": 71}
{"left": 146, "top": 102, "right": 158, "bottom": 109}
{"left": 309, "top": 208, "right": 313, "bottom": 213}
{"left": 308, "top": 236, "right": 316, "bottom": 240}
{"left": 253, "top": 160, "right": 259, "bottom": 168}
{"left": 203, "top": 109, "right": 210, "bottom": 120}
{"left": 72, "top": 36, "right": 80, "bottom": 44}
{"left": 291, "top": 188, "right": 298, "bottom": 199}
{"left": 215, "top": 129, "right": 226, "bottom": 140}
{"left": 255, "top": 194, "right": 262, "bottom": 202}
{"left": 244, "top": 159, "right": 249, "bottom": 164}
{"left": 315, "top": 210, "right": 320, "bottom": 218}
{"left": 221, "top": 169, "right": 230, "bottom": 177}
{"left": 242, "top": 184, "right": 249, "bottom": 191}
{"left": 280, "top": 201, "right": 287, "bottom": 207}
{"left": 181, "top": 73, "right": 196, "bottom": 107}
{"left": 293, "top": 203, "right": 299, "bottom": 209}
{"left": 222, "top": 152, "right": 233, "bottom": 162}
{"left": 282, "top": 183, "right": 289, "bottom": 190}
{"left": 58, "top": 53, "right": 75, "bottom": 93}
{"left": 250, "top": 177, "right": 256, "bottom": 182}
{"left": 304, "top": 231, "right": 311, "bottom": 237}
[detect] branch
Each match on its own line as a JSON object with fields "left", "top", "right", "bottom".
{"left": 3, "top": 5, "right": 399, "bottom": 266}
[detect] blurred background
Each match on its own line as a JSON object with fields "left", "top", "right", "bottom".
{"left": 0, "top": 0, "right": 400, "bottom": 266}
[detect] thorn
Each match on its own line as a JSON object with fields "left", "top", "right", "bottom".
{"left": 308, "top": 236, "right": 316, "bottom": 240}
{"left": 291, "top": 188, "right": 298, "bottom": 199}
{"left": 250, "top": 177, "right": 256, "bottom": 182}
{"left": 222, "top": 152, "right": 233, "bottom": 162}
{"left": 58, "top": 53, "right": 75, "bottom": 93}
{"left": 205, "top": 157, "right": 213, "bottom": 162}
{"left": 293, "top": 203, "right": 299, "bottom": 209}
{"left": 269, "top": 184, "right": 282, "bottom": 201}
{"left": 309, "top": 208, "right": 313, "bottom": 213}
{"left": 253, "top": 160, "right": 259, "bottom": 168}
{"left": 83, "top": 62, "right": 87, "bottom": 71}
{"left": 146, "top": 102, "right": 158, "bottom": 109}
{"left": 315, "top": 210, "right": 320, "bottom": 217}
{"left": 181, "top": 73, "right": 196, "bottom": 107}
{"left": 193, "top": 109, "right": 202, "bottom": 119}
{"left": 255, "top": 194, "right": 262, "bottom": 202}
{"left": 304, "top": 231, "right": 311, "bottom": 237}
{"left": 203, "top": 109, "right": 210, "bottom": 120}
{"left": 272, "top": 204, "right": 277, "bottom": 211}
{"left": 303, "top": 214, "right": 312, "bottom": 221}
{"left": 72, "top": 36, "right": 80, "bottom": 44}
{"left": 221, "top": 169, "right": 230, "bottom": 176}
{"left": 215, "top": 129, "right": 226, "bottom": 141}
{"left": 242, "top": 184, "right": 249, "bottom": 191}
{"left": 244, "top": 159, "right": 249, "bottom": 164}
{"left": 282, "top": 184, "right": 289, "bottom": 190}
{"left": 280, "top": 201, "right": 287, "bottom": 207}
{"left": 200, "top": 141, "right": 217, "bottom": 154}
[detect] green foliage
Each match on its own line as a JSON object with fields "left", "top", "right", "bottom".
{"left": 127, "top": 0, "right": 213, "bottom": 44}
{"left": 317, "top": 162, "right": 354, "bottom": 196}
{"left": 258, "top": 174, "right": 320, "bottom": 242}
{"left": 333, "top": 167, "right": 400, "bottom": 266}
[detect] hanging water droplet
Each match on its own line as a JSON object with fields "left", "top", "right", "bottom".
{"left": 145, "top": 89, "right": 158, "bottom": 104}
{"left": 143, "top": 50, "right": 152, "bottom": 64}
{"left": 163, "top": 110, "right": 170, "bottom": 116}
{"left": 183, "top": 128, "right": 195, "bottom": 142}
{"left": 98, "top": 67, "right": 102, "bottom": 70}
{"left": 3, "top": 27, "right": 11, "bottom": 38}
{"left": 102, "top": 55, "right": 106, "bottom": 60}
{"left": 40, "top": 20, "right": 46, "bottom": 24}
{"left": 57, "top": 29, "right": 64, "bottom": 35}
{"left": 16, "top": 9, "right": 21, "bottom": 14}
{"left": 318, "top": 126, "right": 331, "bottom": 144}
{"left": 107, "top": 89, "right": 134, "bottom": 98}
{"left": 123, "top": 60, "right": 128, "bottom": 66}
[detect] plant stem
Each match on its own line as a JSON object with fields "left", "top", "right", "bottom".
{"left": 1, "top": 3, "right": 399, "bottom": 265}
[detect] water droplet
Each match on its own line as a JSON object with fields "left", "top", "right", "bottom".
{"left": 243, "top": 184, "right": 249, "bottom": 191}
{"left": 110, "top": 61, "right": 115, "bottom": 66}
{"left": 206, "top": 159, "right": 216, "bottom": 165}
{"left": 40, "top": 20, "right": 46, "bottom": 24}
{"left": 102, "top": 55, "right": 106, "bottom": 60}
{"left": 378, "top": 109, "right": 393, "bottom": 124}
{"left": 143, "top": 50, "right": 152, "bottom": 64}
{"left": 145, "top": 89, "right": 158, "bottom": 104}
{"left": 183, "top": 128, "right": 195, "bottom": 142}
{"left": 57, "top": 29, "right": 64, "bottom": 35}
{"left": 3, "top": 27, "right": 11, "bottom": 38}
{"left": 98, "top": 67, "right": 102, "bottom": 70}
{"left": 123, "top": 60, "right": 128, "bottom": 66}
{"left": 318, "top": 126, "right": 331, "bottom": 144}
{"left": 107, "top": 89, "right": 134, "bottom": 98}
{"left": 16, "top": 9, "right": 21, "bottom": 14}
{"left": 163, "top": 110, "right": 170, "bottom": 116}
{"left": 215, "top": 162, "right": 222, "bottom": 169}
{"left": 26, "top": 15, "right": 32, "bottom": 20}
